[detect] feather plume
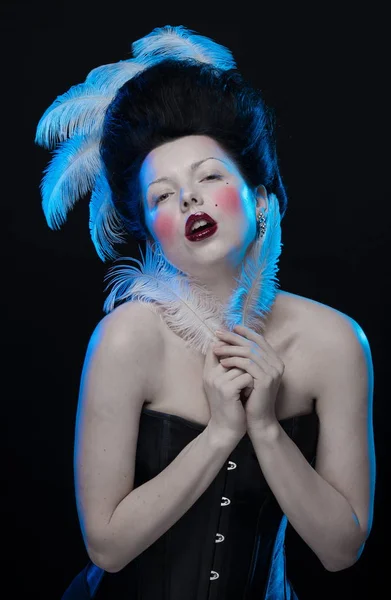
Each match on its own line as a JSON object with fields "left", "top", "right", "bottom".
{"left": 84, "top": 59, "right": 145, "bottom": 93}
{"left": 35, "top": 25, "right": 235, "bottom": 151}
{"left": 103, "top": 241, "right": 226, "bottom": 355}
{"left": 223, "top": 193, "right": 282, "bottom": 334}
{"left": 35, "top": 61, "right": 147, "bottom": 150}
{"left": 89, "top": 172, "right": 128, "bottom": 262}
{"left": 35, "top": 82, "right": 112, "bottom": 150}
{"left": 103, "top": 194, "right": 282, "bottom": 355}
{"left": 36, "top": 21, "right": 282, "bottom": 328}
{"left": 41, "top": 133, "right": 101, "bottom": 229}
{"left": 132, "top": 25, "right": 237, "bottom": 71}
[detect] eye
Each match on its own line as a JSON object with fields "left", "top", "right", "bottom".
{"left": 202, "top": 174, "right": 222, "bottom": 181}
{"left": 154, "top": 192, "right": 171, "bottom": 204}
{"left": 153, "top": 174, "right": 222, "bottom": 206}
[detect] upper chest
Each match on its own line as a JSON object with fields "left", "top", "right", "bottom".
{"left": 148, "top": 292, "right": 319, "bottom": 424}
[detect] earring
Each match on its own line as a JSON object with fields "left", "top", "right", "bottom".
{"left": 257, "top": 209, "right": 267, "bottom": 237}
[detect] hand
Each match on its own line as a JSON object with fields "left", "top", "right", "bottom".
{"left": 213, "top": 325, "right": 284, "bottom": 430}
{"left": 203, "top": 338, "right": 252, "bottom": 444}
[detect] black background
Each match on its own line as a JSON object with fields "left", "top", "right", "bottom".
{"left": 2, "top": 1, "right": 388, "bottom": 598}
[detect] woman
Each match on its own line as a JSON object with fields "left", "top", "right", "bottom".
{"left": 35, "top": 25, "right": 375, "bottom": 600}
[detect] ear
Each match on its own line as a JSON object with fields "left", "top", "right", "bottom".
{"left": 255, "top": 184, "right": 268, "bottom": 212}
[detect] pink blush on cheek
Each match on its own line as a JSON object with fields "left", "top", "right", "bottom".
{"left": 214, "top": 187, "right": 241, "bottom": 215}
{"left": 153, "top": 213, "right": 175, "bottom": 244}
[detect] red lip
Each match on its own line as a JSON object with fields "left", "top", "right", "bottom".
{"left": 185, "top": 211, "right": 217, "bottom": 236}
{"left": 186, "top": 223, "right": 218, "bottom": 242}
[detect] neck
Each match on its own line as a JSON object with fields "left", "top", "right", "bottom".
{"left": 185, "top": 243, "right": 256, "bottom": 309}
{"left": 102, "top": 192, "right": 283, "bottom": 355}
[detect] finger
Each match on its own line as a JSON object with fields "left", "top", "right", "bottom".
{"left": 216, "top": 328, "right": 269, "bottom": 354}
{"left": 222, "top": 327, "right": 283, "bottom": 371}
{"left": 220, "top": 354, "right": 275, "bottom": 378}
{"left": 206, "top": 341, "right": 221, "bottom": 367}
{"left": 215, "top": 344, "right": 277, "bottom": 372}
{"left": 233, "top": 325, "right": 279, "bottom": 355}
{"left": 206, "top": 341, "right": 236, "bottom": 376}
{"left": 223, "top": 366, "right": 249, "bottom": 381}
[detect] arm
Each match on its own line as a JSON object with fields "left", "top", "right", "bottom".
{"left": 247, "top": 313, "right": 375, "bottom": 572}
{"left": 103, "top": 420, "right": 238, "bottom": 573}
{"left": 74, "top": 302, "right": 239, "bottom": 574}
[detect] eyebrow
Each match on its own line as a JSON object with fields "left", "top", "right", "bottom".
{"left": 147, "top": 157, "right": 228, "bottom": 190}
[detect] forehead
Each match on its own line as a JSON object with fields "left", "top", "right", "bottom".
{"left": 139, "top": 135, "right": 233, "bottom": 186}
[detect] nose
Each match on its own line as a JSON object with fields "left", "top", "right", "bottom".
{"left": 181, "top": 191, "right": 204, "bottom": 211}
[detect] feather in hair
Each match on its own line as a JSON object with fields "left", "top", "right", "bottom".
{"left": 84, "top": 59, "right": 145, "bottom": 93}
{"left": 41, "top": 133, "right": 101, "bottom": 229}
{"left": 89, "top": 171, "right": 128, "bottom": 261}
{"left": 132, "top": 25, "right": 237, "bottom": 70}
{"left": 35, "top": 82, "right": 112, "bottom": 150}
{"left": 35, "top": 23, "right": 237, "bottom": 152}
{"left": 223, "top": 193, "right": 282, "bottom": 334}
{"left": 35, "top": 61, "right": 147, "bottom": 150}
{"left": 103, "top": 240, "right": 226, "bottom": 355}
{"left": 36, "top": 22, "right": 283, "bottom": 332}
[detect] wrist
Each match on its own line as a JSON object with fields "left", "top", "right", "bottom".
{"left": 205, "top": 421, "right": 244, "bottom": 450}
{"left": 246, "top": 417, "right": 281, "bottom": 443}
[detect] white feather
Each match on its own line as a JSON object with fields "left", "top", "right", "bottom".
{"left": 41, "top": 134, "right": 101, "bottom": 229}
{"left": 36, "top": 21, "right": 281, "bottom": 301}
{"left": 35, "top": 83, "right": 112, "bottom": 150}
{"left": 35, "top": 61, "right": 147, "bottom": 150}
{"left": 35, "top": 25, "right": 235, "bottom": 151}
{"left": 103, "top": 194, "right": 282, "bottom": 355}
{"left": 103, "top": 240, "right": 226, "bottom": 355}
{"left": 223, "top": 193, "right": 282, "bottom": 334}
{"left": 132, "top": 25, "right": 237, "bottom": 70}
{"left": 84, "top": 59, "right": 146, "bottom": 93}
{"left": 89, "top": 172, "right": 128, "bottom": 262}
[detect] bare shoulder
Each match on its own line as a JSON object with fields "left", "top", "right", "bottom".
{"left": 88, "top": 301, "right": 164, "bottom": 398}
{"left": 94, "top": 300, "right": 164, "bottom": 352}
{"left": 278, "top": 290, "right": 372, "bottom": 394}
{"left": 278, "top": 294, "right": 375, "bottom": 547}
{"left": 277, "top": 289, "right": 368, "bottom": 343}
{"left": 74, "top": 301, "right": 165, "bottom": 563}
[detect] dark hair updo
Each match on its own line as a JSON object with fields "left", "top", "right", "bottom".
{"left": 100, "top": 58, "right": 287, "bottom": 242}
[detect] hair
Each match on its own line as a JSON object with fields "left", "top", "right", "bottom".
{"left": 100, "top": 58, "right": 288, "bottom": 242}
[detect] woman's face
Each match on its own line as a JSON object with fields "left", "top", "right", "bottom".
{"left": 139, "top": 135, "right": 266, "bottom": 278}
